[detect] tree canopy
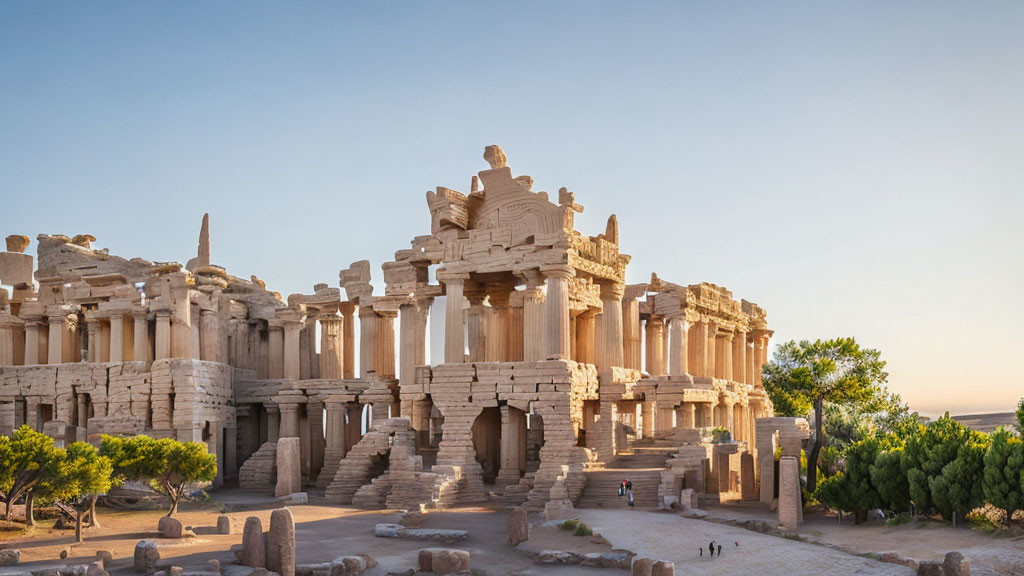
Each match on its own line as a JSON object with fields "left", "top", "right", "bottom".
{"left": 0, "top": 426, "right": 65, "bottom": 522}
{"left": 100, "top": 435, "right": 217, "bottom": 517}
{"left": 762, "top": 338, "right": 890, "bottom": 492}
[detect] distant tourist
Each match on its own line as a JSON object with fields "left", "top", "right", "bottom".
{"left": 627, "top": 490, "right": 635, "bottom": 507}
{"left": 717, "top": 544, "right": 722, "bottom": 557}
{"left": 708, "top": 541, "right": 715, "bottom": 557}
{"left": 699, "top": 547, "right": 703, "bottom": 557}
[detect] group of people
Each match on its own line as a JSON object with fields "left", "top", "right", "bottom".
{"left": 618, "top": 479, "right": 635, "bottom": 507}
{"left": 700, "top": 541, "right": 739, "bottom": 558}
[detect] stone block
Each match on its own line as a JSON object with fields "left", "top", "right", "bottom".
{"left": 917, "top": 561, "right": 945, "bottom": 576}
{"left": 507, "top": 506, "right": 529, "bottom": 545}
{"left": 943, "top": 551, "right": 970, "bottom": 576}
{"left": 651, "top": 560, "right": 674, "bottom": 576}
{"left": 216, "top": 515, "right": 232, "bottom": 535}
{"left": 275, "top": 438, "right": 302, "bottom": 498}
{"left": 266, "top": 508, "right": 295, "bottom": 576}
{"left": 134, "top": 541, "right": 160, "bottom": 573}
{"left": 158, "top": 516, "right": 184, "bottom": 538}
{"left": 417, "top": 548, "right": 470, "bottom": 575}
{"left": 0, "top": 549, "right": 19, "bottom": 566}
{"left": 632, "top": 557, "right": 654, "bottom": 576}
{"left": 241, "top": 516, "right": 266, "bottom": 568}
{"left": 96, "top": 550, "right": 114, "bottom": 564}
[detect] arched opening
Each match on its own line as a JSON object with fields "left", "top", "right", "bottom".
{"left": 471, "top": 407, "right": 501, "bottom": 484}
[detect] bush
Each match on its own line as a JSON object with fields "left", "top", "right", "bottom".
{"left": 711, "top": 427, "right": 731, "bottom": 444}
{"left": 559, "top": 519, "right": 579, "bottom": 531}
{"left": 573, "top": 522, "right": 593, "bottom": 536}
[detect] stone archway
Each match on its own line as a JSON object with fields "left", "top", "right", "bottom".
{"left": 471, "top": 406, "right": 501, "bottom": 484}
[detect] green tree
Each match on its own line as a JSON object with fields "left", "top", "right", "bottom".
{"left": 100, "top": 435, "right": 216, "bottom": 517}
{"left": 55, "top": 442, "right": 113, "bottom": 542}
{"left": 870, "top": 443, "right": 912, "bottom": 513}
{"left": 929, "top": 430, "right": 988, "bottom": 522}
{"left": 0, "top": 426, "right": 66, "bottom": 524}
{"left": 815, "top": 436, "right": 884, "bottom": 523}
{"left": 762, "top": 338, "right": 889, "bottom": 493}
{"left": 982, "top": 427, "right": 1024, "bottom": 519}
{"left": 1016, "top": 397, "right": 1024, "bottom": 434}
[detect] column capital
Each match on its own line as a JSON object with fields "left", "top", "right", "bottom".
{"left": 599, "top": 282, "right": 625, "bottom": 301}
{"left": 435, "top": 269, "right": 471, "bottom": 283}
{"left": 540, "top": 264, "right": 575, "bottom": 279}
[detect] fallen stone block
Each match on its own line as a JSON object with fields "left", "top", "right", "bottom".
{"left": 917, "top": 561, "right": 945, "bottom": 576}
{"left": 0, "top": 549, "right": 20, "bottom": 566}
{"left": 95, "top": 551, "right": 114, "bottom": 564}
{"left": 240, "top": 517, "right": 266, "bottom": 568}
{"left": 134, "top": 541, "right": 160, "bottom": 573}
{"left": 944, "top": 551, "right": 970, "bottom": 576}
{"left": 266, "top": 508, "right": 295, "bottom": 576}
{"left": 537, "top": 550, "right": 579, "bottom": 564}
{"left": 86, "top": 560, "right": 110, "bottom": 576}
{"left": 216, "top": 516, "right": 233, "bottom": 535}
{"left": 507, "top": 506, "right": 528, "bottom": 545}
{"left": 632, "top": 557, "right": 654, "bottom": 576}
{"left": 373, "top": 523, "right": 404, "bottom": 538}
{"left": 651, "top": 560, "right": 675, "bottom": 576}
{"left": 417, "top": 548, "right": 470, "bottom": 575}
{"left": 158, "top": 517, "right": 184, "bottom": 539}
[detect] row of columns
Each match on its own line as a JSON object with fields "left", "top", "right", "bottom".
{"left": 643, "top": 316, "right": 771, "bottom": 384}
{"left": 439, "top": 267, "right": 625, "bottom": 367}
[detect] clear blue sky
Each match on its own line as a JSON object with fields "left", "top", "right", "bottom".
{"left": 2, "top": 2, "right": 1022, "bottom": 416}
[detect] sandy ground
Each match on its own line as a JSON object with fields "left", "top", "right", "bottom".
{"left": 575, "top": 508, "right": 914, "bottom": 576}
{"left": 1, "top": 491, "right": 1022, "bottom": 575}
{"left": 705, "top": 503, "right": 1024, "bottom": 576}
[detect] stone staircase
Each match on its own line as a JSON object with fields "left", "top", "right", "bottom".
{"left": 238, "top": 442, "right": 276, "bottom": 490}
{"left": 325, "top": 426, "right": 394, "bottom": 504}
{"left": 577, "top": 443, "right": 675, "bottom": 509}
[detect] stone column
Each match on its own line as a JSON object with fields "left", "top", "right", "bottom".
{"left": 667, "top": 316, "right": 689, "bottom": 376}
{"left": 266, "top": 405, "right": 280, "bottom": 443}
{"left": 495, "top": 405, "right": 525, "bottom": 486}
{"left": 108, "top": 312, "right": 125, "bottom": 363}
{"left": 133, "top": 312, "right": 149, "bottom": 363}
{"left": 345, "top": 404, "right": 363, "bottom": 452}
{"left": 746, "top": 340, "right": 755, "bottom": 386}
{"left": 441, "top": 272, "right": 469, "bottom": 364}
{"left": 319, "top": 315, "right": 344, "bottom": 379}
{"left": 466, "top": 300, "right": 487, "bottom": 363}
{"left": 522, "top": 276, "right": 546, "bottom": 362}
{"left": 399, "top": 299, "right": 430, "bottom": 390}
{"left": 591, "top": 311, "right": 604, "bottom": 368}
{"left": 541, "top": 266, "right": 573, "bottom": 360}
{"left": 283, "top": 321, "right": 301, "bottom": 380}
{"left": 47, "top": 309, "right": 70, "bottom": 364}
{"left": 0, "top": 315, "right": 19, "bottom": 366}
{"left": 720, "top": 331, "right": 734, "bottom": 381}
{"left": 358, "top": 307, "right": 378, "bottom": 377}
{"left": 621, "top": 292, "right": 642, "bottom": 370}
{"left": 733, "top": 328, "right": 747, "bottom": 384}
{"left": 644, "top": 317, "right": 666, "bottom": 376}
{"left": 706, "top": 321, "right": 718, "bottom": 379}
{"left": 307, "top": 401, "right": 325, "bottom": 479}
{"left": 200, "top": 308, "right": 219, "bottom": 362}
{"left": 600, "top": 283, "right": 624, "bottom": 369}
{"left": 340, "top": 303, "right": 356, "bottom": 379}
{"left": 641, "top": 401, "right": 656, "bottom": 438}
{"left": 486, "top": 288, "right": 512, "bottom": 363}
{"left": 375, "top": 311, "right": 396, "bottom": 379}
{"left": 170, "top": 280, "right": 192, "bottom": 359}
{"left": 86, "top": 319, "right": 101, "bottom": 363}
{"left": 507, "top": 294, "right": 524, "bottom": 362}
{"left": 268, "top": 323, "right": 284, "bottom": 379}
{"left": 155, "top": 310, "right": 172, "bottom": 360}
{"left": 684, "top": 403, "right": 696, "bottom": 428}
{"left": 24, "top": 319, "right": 41, "bottom": 365}
{"left": 575, "top": 311, "right": 595, "bottom": 365}
{"left": 752, "top": 330, "right": 770, "bottom": 387}
{"left": 279, "top": 403, "right": 299, "bottom": 438}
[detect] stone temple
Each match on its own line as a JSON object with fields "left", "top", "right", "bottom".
{"left": 0, "top": 146, "right": 807, "bottom": 516}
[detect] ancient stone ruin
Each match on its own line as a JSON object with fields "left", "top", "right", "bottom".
{"left": 0, "top": 146, "right": 802, "bottom": 513}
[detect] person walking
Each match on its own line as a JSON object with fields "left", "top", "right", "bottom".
{"left": 708, "top": 541, "right": 715, "bottom": 558}
{"left": 717, "top": 544, "right": 722, "bottom": 557}
{"left": 627, "top": 489, "right": 635, "bottom": 508}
